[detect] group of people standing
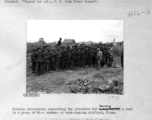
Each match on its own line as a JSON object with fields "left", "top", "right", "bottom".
{"left": 30, "top": 44, "right": 121, "bottom": 76}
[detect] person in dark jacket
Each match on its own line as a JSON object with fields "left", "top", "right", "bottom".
{"left": 121, "top": 51, "right": 123, "bottom": 69}
{"left": 80, "top": 49, "right": 85, "bottom": 68}
{"left": 89, "top": 48, "right": 94, "bottom": 67}
{"left": 49, "top": 50, "right": 55, "bottom": 72}
{"left": 41, "top": 49, "right": 45, "bottom": 74}
{"left": 92, "top": 48, "right": 97, "bottom": 67}
{"left": 56, "top": 49, "right": 61, "bottom": 71}
{"left": 105, "top": 48, "right": 109, "bottom": 66}
{"left": 101, "top": 48, "right": 106, "bottom": 67}
{"left": 84, "top": 47, "right": 90, "bottom": 67}
{"left": 54, "top": 50, "right": 58, "bottom": 71}
{"left": 35, "top": 48, "right": 43, "bottom": 75}
{"left": 67, "top": 48, "right": 71, "bottom": 70}
{"left": 62, "top": 48, "right": 68, "bottom": 70}
{"left": 76, "top": 48, "right": 81, "bottom": 69}
{"left": 71, "top": 49, "right": 75, "bottom": 69}
{"left": 43, "top": 49, "right": 50, "bottom": 73}
{"left": 30, "top": 49, "right": 36, "bottom": 74}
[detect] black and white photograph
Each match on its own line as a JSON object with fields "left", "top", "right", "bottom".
{"left": 26, "top": 20, "right": 123, "bottom": 94}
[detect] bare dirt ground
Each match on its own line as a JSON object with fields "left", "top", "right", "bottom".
{"left": 26, "top": 57, "right": 123, "bottom": 94}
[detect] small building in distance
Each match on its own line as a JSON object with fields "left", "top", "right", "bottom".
{"left": 27, "top": 38, "right": 46, "bottom": 52}
{"left": 34, "top": 38, "right": 46, "bottom": 46}
{"left": 62, "top": 39, "right": 76, "bottom": 47}
{"left": 79, "top": 41, "right": 96, "bottom": 46}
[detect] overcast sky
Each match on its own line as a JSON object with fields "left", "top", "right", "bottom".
{"left": 27, "top": 20, "right": 123, "bottom": 43}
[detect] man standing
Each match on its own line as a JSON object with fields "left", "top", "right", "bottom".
{"left": 43, "top": 49, "right": 50, "bottom": 74}
{"left": 30, "top": 49, "right": 36, "bottom": 74}
{"left": 108, "top": 48, "right": 113, "bottom": 67}
{"left": 35, "top": 48, "right": 43, "bottom": 75}
{"left": 76, "top": 48, "right": 81, "bottom": 69}
{"left": 92, "top": 48, "right": 97, "bottom": 67}
{"left": 50, "top": 49, "right": 55, "bottom": 72}
{"left": 56, "top": 49, "right": 61, "bottom": 71}
{"left": 97, "top": 48, "right": 102, "bottom": 70}
{"left": 67, "top": 48, "right": 71, "bottom": 70}
{"left": 121, "top": 51, "right": 123, "bottom": 69}
{"left": 71, "top": 48, "right": 75, "bottom": 70}
{"left": 80, "top": 48, "right": 85, "bottom": 68}
{"left": 89, "top": 48, "right": 94, "bottom": 67}
{"left": 62, "top": 47, "right": 68, "bottom": 71}
{"left": 84, "top": 47, "right": 90, "bottom": 67}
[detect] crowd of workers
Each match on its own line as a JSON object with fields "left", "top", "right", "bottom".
{"left": 29, "top": 43, "right": 123, "bottom": 76}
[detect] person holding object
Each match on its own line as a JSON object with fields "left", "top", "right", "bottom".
{"left": 97, "top": 48, "right": 102, "bottom": 70}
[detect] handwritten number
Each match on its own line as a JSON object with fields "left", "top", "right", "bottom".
{"left": 128, "top": 8, "right": 150, "bottom": 18}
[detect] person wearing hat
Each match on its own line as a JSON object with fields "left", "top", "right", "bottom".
{"left": 80, "top": 48, "right": 85, "bottom": 68}
{"left": 35, "top": 48, "right": 43, "bottom": 75}
{"left": 61, "top": 47, "right": 68, "bottom": 71}
{"left": 43, "top": 49, "right": 50, "bottom": 74}
{"left": 89, "top": 48, "right": 94, "bottom": 67}
{"left": 30, "top": 49, "right": 36, "bottom": 74}
{"left": 41, "top": 48, "right": 46, "bottom": 74}
{"left": 96, "top": 48, "right": 102, "bottom": 70}
{"left": 84, "top": 47, "right": 90, "bottom": 67}
{"left": 71, "top": 48, "right": 76, "bottom": 70}
{"left": 67, "top": 48, "right": 72, "bottom": 70}
{"left": 101, "top": 48, "right": 106, "bottom": 67}
{"left": 49, "top": 49, "right": 55, "bottom": 72}
{"left": 76, "top": 48, "right": 81, "bottom": 69}
{"left": 56, "top": 49, "right": 61, "bottom": 71}
{"left": 92, "top": 48, "right": 97, "bottom": 67}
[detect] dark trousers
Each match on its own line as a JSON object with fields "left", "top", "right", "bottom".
{"left": 74, "top": 59, "right": 77, "bottom": 68}
{"left": 32, "top": 62, "right": 36, "bottom": 74}
{"left": 43, "top": 63, "right": 49, "bottom": 73}
{"left": 61, "top": 59, "right": 66, "bottom": 70}
{"left": 93, "top": 57, "right": 96, "bottom": 66}
{"left": 121, "top": 58, "right": 123, "bottom": 68}
{"left": 80, "top": 58, "right": 85, "bottom": 68}
{"left": 67, "top": 60, "right": 71, "bottom": 69}
{"left": 85, "top": 58, "right": 90, "bottom": 67}
{"left": 36, "top": 62, "right": 42, "bottom": 75}
{"left": 56, "top": 60, "right": 60, "bottom": 70}
{"left": 90, "top": 57, "right": 93, "bottom": 66}
{"left": 101, "top": 56, "right": 105, "bottom": 67}
{"left": 107, "top": 57, "right": 113, "bottom": 67}
{"left": 76, "top": 58, "right": 80, "bottom": 68}
{"left": 59, "top": 58, "right": 63, "bottom": 70}
{"left": 41, "top": 62, "right": 45, "bottom": 74}
{"left": 71, "top": 59, "right": 75, "bottom": 69}
{"left": 63, "top": 59, "right": 68, "bottom": 70}
{"left": 50, "top": 61, "right": 55, "bottom": 71}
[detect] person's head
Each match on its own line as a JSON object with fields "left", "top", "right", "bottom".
{"left": 33, "top": 49, "right": 36, "bottom": 53}
{"left": 45, "top": 49, "right": 48, "bottom": 53}
{"left": 97, "top": 48, "right": 100, "bottom": 51}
